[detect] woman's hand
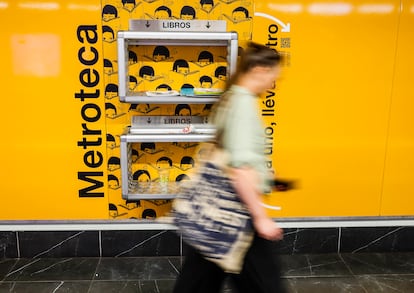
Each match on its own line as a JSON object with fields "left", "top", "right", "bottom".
{"left": 253, "top": 217, "right": 284, "bottom": 241}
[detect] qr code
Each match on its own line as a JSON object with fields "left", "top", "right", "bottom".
{"left": 281, "top": 38, "right": 291, "bottom": 48}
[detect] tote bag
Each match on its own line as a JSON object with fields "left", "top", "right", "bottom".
{"left": 171, "top": 143, "right": 254, "bottom": 273}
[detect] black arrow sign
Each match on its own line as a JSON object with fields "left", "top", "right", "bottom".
{"left": 206, "top": 22, "right": 211, "bottom": 29}
{"left": 145, "top": 21, "right": 150, "bottom": 28}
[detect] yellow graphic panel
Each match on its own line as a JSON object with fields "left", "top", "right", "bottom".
{"left": 254, "top": 0, "right": 401, "bottom": 217}
{"left": 0, "top": 1, "right": 108, "bottom": 219}
{"left": 380, "top": 0, "right": 414, "bottom": 216}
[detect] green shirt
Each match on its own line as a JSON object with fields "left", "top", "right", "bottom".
{"left": 213, "top": 85, "right": 270, "bottom": 193}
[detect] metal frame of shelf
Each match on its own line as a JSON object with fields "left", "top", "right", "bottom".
{"left": 120, "top": 132, "right": 215, "bottom": 200}
{"left": 117, "top": 29, "right": 238, "bottom": 202}
{"left": 117, "top": 31, "right": 238, "bottom": 103}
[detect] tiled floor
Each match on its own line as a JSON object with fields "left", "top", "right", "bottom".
{"left": 0, "top": 253, "right": 413, "bottom": 292}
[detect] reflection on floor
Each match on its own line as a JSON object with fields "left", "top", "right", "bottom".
{"left": 0, "top": 253, "right": 413, "bottom": 292}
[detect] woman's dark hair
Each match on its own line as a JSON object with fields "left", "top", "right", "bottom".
{"left": 225, "top": 42, "right": 281, "bottom": 90}
{"left": 212, "top": 43, "right": 282, "bottom": 125}
{"left": 237, "top": 42, "right": 281, "bottom": 74}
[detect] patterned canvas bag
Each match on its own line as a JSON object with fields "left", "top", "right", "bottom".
{"left": 171, "top": 142, "right": 254, "bottom": 273}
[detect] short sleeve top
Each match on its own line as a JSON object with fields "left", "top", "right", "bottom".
{"left": 213, "top": 85, "right": 270, "bottom": 193}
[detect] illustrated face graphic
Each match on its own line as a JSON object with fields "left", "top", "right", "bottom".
{"left": 123, "top": 2, "right": 135, "bottom": 12}
{"left": 202, "top": 3, "right": 213, "bottom": 11}
{"left": 129, "top": 77, "right": 138, "bottom": 90}
{"left": 104, "top": 65, "right": 113, "bottom": 75}
{"left": 109, "top": 179, "right": 119, "bottom": 189}
{"left": 107, "top": 141, "right": 115, "bottom": 148}
{"left": 129, "top": 81, "right": 137, "bottom": 90}
{"left": 108, "top": 163, "right": 120, "bottom": 171}
{"left": 232, "top": 11, "right": 246, "bottom": 21}
{"left": 106, "top": 90, "right": 117, "bottom": 99}
{"left": 126, "top": 201, "right": 138, "bottom": 209}
{"left": 179, "top": 108, "right": 191, "bottom": 116}
{"left": 181, "top": 14, "right": 194, "bottom": 20}
{"left": 138, "top": 173, "right": 150, "bottom": 182}
{"left": 103, "top": 31, "right": 115, "bottom": 43}
{"left": 128, "top": 51, "right": 138, "bottom": 65}
{"left": 177, "top": 66, "right": 189, "bottom": 75}
{"left": 153, "top": 54, "right": 166, "bottom": 62}
{"left": 155, "top": 10, "right": 169, "bottom": 19}
{"left": 218, "top": 74, "right": 226, "bottom": 80}
{"left": 156, "top": 160, "right": 170, "bottom": 169}
{"left": 180, "top": 163, "right": 193, "bottom": 170}
{"left": 201, "top": 81, "right": 212, "bottom": 88}
{"left": 198, "top": 58, "right": 211, "bottom": 66}
{"left": 109, "top": 209, "right": 118, "bottom": 218}
{"left": 106, "top": 109, "right": 116, "bottom": 117}
{"left": 103, "top": 12, "right": 116, "bottom": 22}
{"left": 142, "top": 73, "right": 153, "bottom": 80}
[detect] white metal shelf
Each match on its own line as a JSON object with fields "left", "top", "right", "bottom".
{"left": 120, "top": 131, "right": 214, "bottom": 200}
{"left": 123, "top": 94, "right": 219, "bottom": 104}
{"left": 121, "top": 133, "right": 215, "bottom": 143}
{"left": 117, "top": 30, "right": 238, "bottom": 103}
{"left": 119, "top": 31, "right": 238, "bottom": 42}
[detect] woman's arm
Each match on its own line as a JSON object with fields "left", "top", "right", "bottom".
{"left": 232, "top": 167, "right": 283, "bottom": 241}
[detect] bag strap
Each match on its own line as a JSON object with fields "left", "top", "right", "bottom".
{"left": 211, "top": 90, "right": 233, "bottom": 149}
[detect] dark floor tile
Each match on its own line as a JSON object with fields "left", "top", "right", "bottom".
{"left": 0, "top": 259, "right": 18, "bottom": 281}
{"left": 89, "top": 280, "right": 141, "bottom": 293}
{"left": 280, "top": 254, "right": 311, "bottom": 276}
{"left": 155, "top": 280, "right": 176, "bottom": 292}
{"left": 95, "top": 257, "right": 177, "bottom": 281}
{"left": 167, "top": 257, "right": 181, "bottom": 274}
{"left": 357, "top": 275, "right": 414, "bottom": 292}
{"left": 277, "top": 228, "right": 297, "bottom": 254}
{"left": 287, "top": 277, "right": 367, "bottom": 293}
{"left": 140, "top": 280, "right": 175, "bottom": 293}
{"left": 18, "top": 231, "right": 99, "bottom": 258}
{"left": 280, "top": 254, "right": 351, "bottom": 277}
{"left": 101, "top": 231, "right": 180, "bottom": 257}
{"left": 341, "top": 227, "right": 414, "bottom": 253}
{"left": 0, "top": 232, "right": 18, "bottom": 258}
{"left": 279, "top": 228, "right": 339, "bottom": 254}
{"left": 0, "top": 281, "right": 90, "bottom": 292}
{"left": 342, "top": 252, "right": 414, "bottom": 275}
{"left": 4, "top": 258, "right": 99, "bottom": 281}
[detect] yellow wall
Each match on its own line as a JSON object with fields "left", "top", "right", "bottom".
{"left": 381, "top": 0, "right": 414, "bottom": 215}
{"left": 0, "top": 0, "right": 413, "bottom": 220}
